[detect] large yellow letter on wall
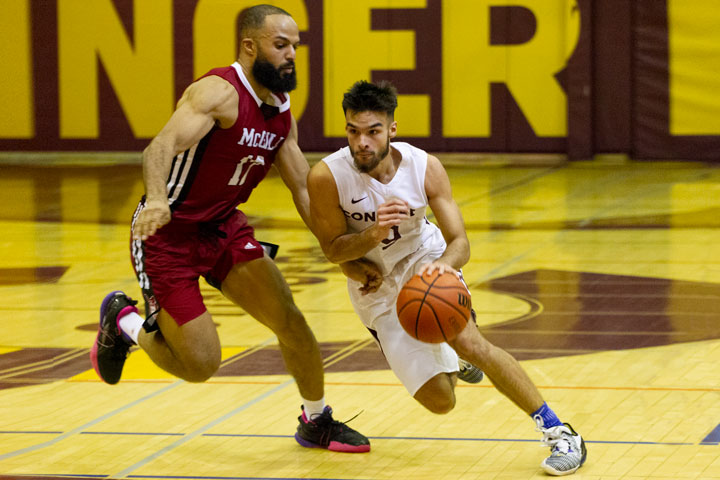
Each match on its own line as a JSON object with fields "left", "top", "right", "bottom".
{"left": 324, "top": 0, "right": 430, "bottom": 137}
{"left": 194, "top": 0, "right": 309, "bottom": 120}
{"left": 443, "top": 0, "right": 580, "bottom": 137}
{"left": 669, "top": 0, "right": 720, "bottom": 135}
{"left": 58, "top": 0, "right": 173, "bottom": 138}
{"left": 0, "top": 0, "right": 33, "bottom": 138}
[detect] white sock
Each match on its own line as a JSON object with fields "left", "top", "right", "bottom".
{"left": 302, "top": 397, "right": 326, "bottom": 421}
{"left": 118, "top": 311, "right": 144, "bottom": 344}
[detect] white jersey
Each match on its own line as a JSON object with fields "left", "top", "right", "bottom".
{"left": 322, "top": 142, "right": 447, "bottom": 327}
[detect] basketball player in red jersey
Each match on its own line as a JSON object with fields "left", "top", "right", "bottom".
{"left": 90, "top": 4, "right": 369, "bottom": 453}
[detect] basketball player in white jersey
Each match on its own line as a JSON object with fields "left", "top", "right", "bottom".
{"left": 307, "top": 80, "right": 587, "bottom": 475}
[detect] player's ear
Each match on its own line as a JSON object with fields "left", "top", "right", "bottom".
{"left": 389, "top": 120, "right": 398, "bottom": 139}
{"left": 240, "top": 37, "right": 257, "bottom": 58}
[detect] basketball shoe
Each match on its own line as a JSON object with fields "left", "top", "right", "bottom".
{"left": 457, "top": 358, "right": 484, "bottom": 383}
{"left": 295, "top": 406, "right": 370, "bottom": 453}
{"left": 535, "top": 416, "right": 587, "bottom": 476}
{"left": 90, "top": 291, "right": 138, "bottom": 385}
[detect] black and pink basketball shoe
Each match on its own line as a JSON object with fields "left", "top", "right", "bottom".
{"left": 295, "top": 406, "right": 370, "bottom": 453}
{"left": 90, "top": 291, "right": 137, "bottom": 384}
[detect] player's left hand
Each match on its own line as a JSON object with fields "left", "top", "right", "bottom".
{"left": 418, "top": 261, "right": 458, "bottom": 278}
{"left": 340, "top": 259, "right": 383, "bottom": 295}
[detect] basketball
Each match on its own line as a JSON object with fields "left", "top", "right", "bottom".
{"left": 396, "top": 271, "right": 472, "bottom": 343}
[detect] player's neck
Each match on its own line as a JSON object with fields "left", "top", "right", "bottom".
{"left": 370, "top": 147, "right": 401, "bottom": 184}
{"left": 237, "top": 59, "right": 273, "bottom": 104}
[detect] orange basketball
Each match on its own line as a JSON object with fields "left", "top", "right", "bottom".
{"left": 396, "top": 271, "right": 472, "bottom": 343}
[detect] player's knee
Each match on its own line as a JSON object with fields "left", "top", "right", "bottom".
{"left": 181, "top": 350, "right": 221, "bottom": 383}
{"left": 274, "top": 305, "right": 311, "bottom": 341}
{"left": 414, "top": 375, "right": 457, "bottom": 414}
{"left": 419, "top": 392, "right": 456, "bottom": 414}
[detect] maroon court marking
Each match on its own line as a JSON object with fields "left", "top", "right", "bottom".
{"left": 4, "top": 269, "right": 720, "bottom": 388}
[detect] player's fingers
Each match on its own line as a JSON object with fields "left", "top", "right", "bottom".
{"left": 419, "top": 263, "right": 434, "bottom": 276}
{"left": 133, "top": 223, "right": 146, "bottom": 241}
{"left": 385, "top": 197, "right": 409, "bottom": 208}
{"left": 135, "top": 220, "right": 156, "bottom": 241}
{"left": 379, "top": 203, "right": 408, "bottom": 215}
{"left": 380, "top": 211, "right": 408, "bottom": 223}
{"left": 361, "top": 283, "right": 379, "bottom": 295}
{"left": 146, "top": 222, "right": 160, "bottom": 238}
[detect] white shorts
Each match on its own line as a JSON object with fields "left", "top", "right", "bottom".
{"left": 369, "top": 309, "right": 460, "bottom": 396}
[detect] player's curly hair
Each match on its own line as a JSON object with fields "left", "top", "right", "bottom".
{"left": 238, "top": 4, "right": 292, "bottom": 39}
{"left": 342, "top": 80, "right": 398, "bottom": 120}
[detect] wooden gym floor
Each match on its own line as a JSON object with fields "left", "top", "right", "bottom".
{"left": 0, "top": 154, "right": 719, "bottom": 479}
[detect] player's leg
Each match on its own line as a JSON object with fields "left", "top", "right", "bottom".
{"left": 370, "top": 312, "right": 460, "bottom": 414}
{"left": 137, "top": 309, "right": 221, "bottom": 382}
{"left": 92, "top": 290, "right": 221, "bottom": 384}
{"left": 221, "top": 254, "right": 324, "bottom": 401}
{"left": 449, "top": 320, "right": 543, "bottom": 413}
{"left": 221, "top": 254, "right": 370, "bottom": 452}
{"left": 413, "top": 371, "right": 457, "bottom": 414}
{"left": 94, "top": 213, "right": 224, "bottom": 383}
{"left": 448, "top": 322, "right": 586, "bottom": 475}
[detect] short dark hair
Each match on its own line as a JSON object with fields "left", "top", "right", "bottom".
{"left": 238, "top": 4, "right": 292, "bottom": 39}
{"left": 342, "top": 80, "right": 398, "bottom": 119}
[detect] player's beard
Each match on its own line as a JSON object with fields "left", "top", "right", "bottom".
{"left": 351, "top": 136, "right": 391, "bottom": 173}
{"left": 253, "top": 52, "right": 297, "bottom": 93}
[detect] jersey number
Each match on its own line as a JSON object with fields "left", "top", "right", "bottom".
{"left": 381, "top": 225, "right": 401, "bottom": 250}
{"left": 228, "top": 155, "right": 265, "bottom": 186}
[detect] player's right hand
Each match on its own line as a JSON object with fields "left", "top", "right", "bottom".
{"left": 376, "top": 197, "right": 409, "bottom": 227}
{"left": 371, "top": 197, "right": 409, "bottom": 243}
{"left": 132, "top": 201, "right": 171, "bottom": 241}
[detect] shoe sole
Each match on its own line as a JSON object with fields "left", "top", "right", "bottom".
{"left": 294, "top": 432, "right": 370, "bottom": 453}
{"left": 90, "top": 291, "right": 124, "bottom": 384}
{"left": 541, "top": 462, "right": 581, "bottom": 476}
{"left": 541, "top": 437, "right": 586, "bottom": 476}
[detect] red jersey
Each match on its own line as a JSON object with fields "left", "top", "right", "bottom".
{"left": 162, "top": 62, "right": 292, "bottom": 222}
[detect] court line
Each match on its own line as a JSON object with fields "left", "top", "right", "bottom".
{"left": 700, "top": 423, "right": 720, "bottom": 445}
{"left": 112, "top": 331, "right": 375, "bottom": 477}
{"left": 218, "top": 342, "right": 273, "bottom": 369}
{"left": 1, "top": 429, "right": 698, "bottom": 447}
{"left": 370, "top": 436, "right": 693, "bottom": 446}
{"left": 80, "top": 432, "right": 185, "bottom": 437}
{"left": 0, "top": 381, "right": 182, "bottom": 462}
{"left": 112, "top": 379, "right": 295, "bottom": 479}
{"left": 126, "top": 476, "right": 355, "bottom": 480}
{"left": 112, "top": 335, "right": 374, "bottom": 478}
{"left": 323, "top": 339, "right": 375, "bottom": 368}
{"left": 0, "top": 476, "right": 108, "bottom": 479}
{"left": 0, "top": 348, "right": 86, "bottom": 379}
{"left": 63, "top": 378, "right": 720, "bottom": 393}
{"left": 0, "top": 430, "right": 63, "bottom": 434}
{"left": 482, "top": 328, "right": 720, "bottom": 335}
{"left": 204, "top": 433, "right": 694, "bottom": 446}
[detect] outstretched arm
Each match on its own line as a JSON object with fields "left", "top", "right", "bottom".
{"left": 134, "top": 76, "right": 238, "bottom": 240}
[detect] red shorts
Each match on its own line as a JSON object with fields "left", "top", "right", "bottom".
{"left": 130, "top": 209, "right": 265, "bottom": 326}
